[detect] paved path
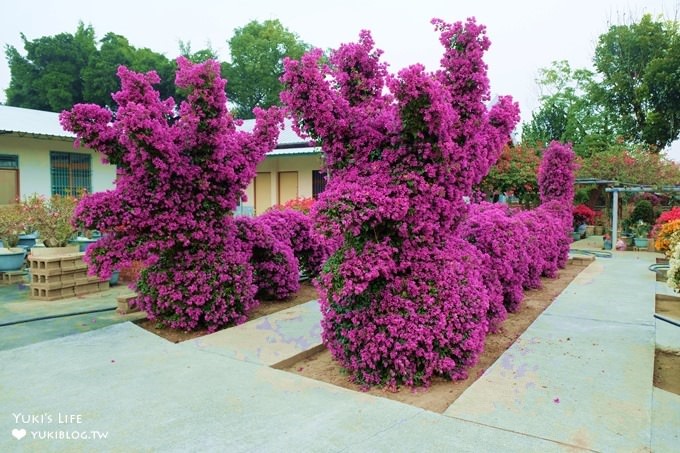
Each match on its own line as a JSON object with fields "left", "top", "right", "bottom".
{"left": 0, "top": 251, "right": 678, "bottom": 452}
{"left": 0, "top": 280, "right": 141, "bottom": 351}
{"left": 445, "top": 252, "right": 672, "bottom": 452}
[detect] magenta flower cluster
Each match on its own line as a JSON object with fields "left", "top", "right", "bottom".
{"left": 258, "top": 208, "right": 330, "bottom": 277}
{"left": 61, "top": 58, "right": 284, "bottom": 331}
{"left": 235, "top": 216, "right": 300, "bottom": 300}
{"left": 281, "top": 18, "right": 520, "bottom": 387}
{"left": 460, "top": 142, "right": 577, "bottom": 319}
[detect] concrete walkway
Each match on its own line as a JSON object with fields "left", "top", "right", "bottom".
{"left": 0, "top": 279, "right": 142, "bottom": 351}
{"left": 445, "top": 252, "right": 659, "bottom": 451}
{"left": 1, "top": 251, "right": 678, "bottom": 452}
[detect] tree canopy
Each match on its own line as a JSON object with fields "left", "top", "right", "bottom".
{"left": 222, "top": 19, "right": 308, "bottom": 119}
{"left": 5, "top": 23, "right": 96, "bottom": 111}
{"left": 521, "top": 61, "right": 615, "bottom": 158}
{"left": 593, "top": 14, "right": 680, "bottom": 151}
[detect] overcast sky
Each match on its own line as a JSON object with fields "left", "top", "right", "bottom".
{"left": 2, "top": 0, "right": 679, "bottom": 161}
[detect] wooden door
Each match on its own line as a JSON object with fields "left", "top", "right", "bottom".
{"left": 278, "top": 171, "right": 298, "bottom": 205}
{"left": 0, "top": 169, "right": 19, "bottom": 204}
{"left": 254, "top": 172, "right": 272, "bottom": 215}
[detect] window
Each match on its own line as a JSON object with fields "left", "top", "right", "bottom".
{"left": 0, "top": 154, "right": 19, "bottom": 204}
{"left": 312, "top": 170, "right": 327, "bottom": 199}
{"left": 50, "top": 151, "right": 92, "bottom": 196}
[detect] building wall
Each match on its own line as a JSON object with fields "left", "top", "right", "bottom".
{"left": 242, "top": 153, "right": 322, "bottom": 215}
{"left": 0, "top": 134, "right": 115, "bottom": 199}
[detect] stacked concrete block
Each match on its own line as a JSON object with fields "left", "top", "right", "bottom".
{"left": 0, "top": 270, "right": 27, "bottom": 284}
{"left": 28, "top": 252, "right": 109, "bottom": 300}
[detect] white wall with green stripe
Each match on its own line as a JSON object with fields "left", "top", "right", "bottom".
{"left": 0, "top": 134, "right": 115, "bottom": 201}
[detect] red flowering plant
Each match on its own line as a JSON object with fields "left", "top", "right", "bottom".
{"left": 652, "top": 206, "right": 680, "bottom": 238}
{"left": 269, "top": 197, "right": 315, "bottom": 214}
{"left": 61, "top": 58, "right": 283, "bottom": 331}
{"left": 282, "top": 18, "right": 519, "bottom": 387}
{"left": 572, "top": 204, "right": 596, "bottom": 231}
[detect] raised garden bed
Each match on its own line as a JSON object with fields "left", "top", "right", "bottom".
{"left": 281, "top": 262, "right": 585, "bottom": 413}
{"left": 134, "top": 280, "right": 319, "bottom": 343}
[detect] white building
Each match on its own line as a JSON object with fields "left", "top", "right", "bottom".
{"left": 0, "top": 105, "right": 324, "bottom": 213}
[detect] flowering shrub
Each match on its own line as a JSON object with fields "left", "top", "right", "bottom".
{"left": 459, "top": 202, "right": 531, "bottom": 312}
{"left": 24, "top": 194, "right": 79, "bottom": 247}
{"left": 61, "top": 58, "right": 283, "bottom": 331}
{"left": 269, "top": 197, "right": 315, "bottom": 214}
{"left": 656, "top": 219, "right": 680, "bottom": 256}
{"left": 282, "top": 18, "right": 519, "bottom": 387}
{"left": 0, "top": 204, "right": 23, "bottom": 248}
{"left": 667, "top": 234, "right": 680, "bottom": 292}
{"left": 235, "top": 216, "right": 299, "bottom": 300}
{"left": 258, "top": 208, "right": 329, "bottom": 276}
{"left": 480, "top": 144, "right": 541, "bottom": 207}
{"left": 652, "top": 207, "right": 680, "bottom": 239}
{"left": 573, "top": 204, "right": 596, "bottom": 229}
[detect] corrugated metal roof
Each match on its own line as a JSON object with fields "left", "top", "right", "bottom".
{"left": 0, "top": 105, "right": 319, "bottom": 154}
{"left": 268, "top": 146, "right": 320, "bottom": 156}
{"left": 0, "top": 105, "right": 74, "bottom": 138}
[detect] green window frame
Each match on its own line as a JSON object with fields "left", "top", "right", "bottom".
{"left": 50, "top": 151, "right": 92, "bottom": 196}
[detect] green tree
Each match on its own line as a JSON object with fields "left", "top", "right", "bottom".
{"left": 83, "top": 33, "right": 176, "bottom": 107}
{"left": 5, "top": 23, "right": 96, "bottom": 111}
{"left": 479, "top": 143, "right": 542, "bottom": 207}
{"left": 178, "top": 41, "right": 218, "bottom": 63}
{"left": 82, "top": 33, "right": 136, "bottom": 107}
{"left": 593, "top": 14, "right": 680, "bottom": 151}
{"left": 222, "top": 19, "right": 308, "bottom": 119}
{"left": 522, "top": 61, "right": 615, "bottom": 157}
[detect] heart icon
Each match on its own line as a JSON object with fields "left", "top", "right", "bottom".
{"left": 11, "top": 428, "right": 26, "bottom": 440}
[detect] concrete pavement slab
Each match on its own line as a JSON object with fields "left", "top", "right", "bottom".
{"left": 445, "top": 315, "right": 655, "bottom": 451}
{"left": 0, "top": 322, "right": 587, "bottom": 452}
{"left": 0, "top": 310, "right": 144, "bottom": 351}
{"left": 542, "top": 256, "right": 655, "bottom": 326}
{"left": 651, "top": 388, "right": 680, "bottom": 452}
{"left": 181, "top": 299, "right": 323, "bottom": 366}
{"left": 0, "top": 282, "right": 129, "bottom": 325}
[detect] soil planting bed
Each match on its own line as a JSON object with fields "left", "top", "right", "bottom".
{"left": 135, "top": 280, "right": 318, "bottom": 343}
{"left": 654, "top": 349, "right": 680, "bottom": 395}
{"left": 282, "top": 262, "right": 585, "bottom": 413}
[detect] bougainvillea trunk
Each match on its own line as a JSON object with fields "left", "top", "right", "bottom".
{"left": 282, "top": 18, "right": 519, "bottom": 387}
{"left": 61, "top": 58, "right": 283, "bottom": 331}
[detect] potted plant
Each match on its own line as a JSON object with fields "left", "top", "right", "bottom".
{"left": 572, "top": 204, "right": 596, "bottom": 240}
{"left": 630, "top": 220, "right": 651, "bottom": 248}
{"left": 0, "top": 204, "right": 27, "bottom": 271}
{"left": 24, "top": 194, "right": 80, "bottom": 255}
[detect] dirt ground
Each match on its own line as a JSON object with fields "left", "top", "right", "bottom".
{"left": 135, "top": 280, "right": 318, "bottom": 343}
{"left": 655, "top": 297, "right": 680, "bottom": 319}
{"left": 282, "top": 262, "right": 584, "bottom": 413}
{"left": 654, "top": 349, "right": 680, "bottom": 395}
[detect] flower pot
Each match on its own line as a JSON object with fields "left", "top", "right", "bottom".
{"left": 633, "top": 238, "right": 649, "bottom": 248}
{"left": 586, "top": 225, "right": 595, "bottom": 236}
{"left": 30, "top": 245, "right": 80, "bottom": 257}
{"left": 594, "top": 226, "right": 604, "bottom": 235}
{"left": 0, "top": 248, "right": 27, "bottom": 272}
{"left": 572, "top": 231, "right": 582, "bottom": 241}
{"left": 18, "top": 233, "right": 38, "bottom": 249}
{"left": 109, "top": 270, "right": 120, "bottom": 286}
{"left": 69, "top": 237, "right": 99, "bottom": 252}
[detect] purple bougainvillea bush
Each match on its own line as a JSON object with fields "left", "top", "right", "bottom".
{"left": 258, "top": 208, "right": 330, "bottom": 277}
{"left": 459, "top": 202, "right": 531, "bottom": 313}
{"left": 61, "top": 58, "right": 283, "bottom": 331}
{"left": 533, "top": 141, "right": 578, "bottom": 272}
{"left": 235, "top": 216, "right": 299, "bottom": 300}
{"left": 282, "top": 18, "right": 519, "bottom": 387}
